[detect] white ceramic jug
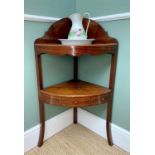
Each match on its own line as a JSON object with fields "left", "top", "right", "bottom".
{"left": 68, "top": 12, "right": 90, "bottom": 40}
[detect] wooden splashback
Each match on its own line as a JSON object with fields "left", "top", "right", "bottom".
{"left": 35, "top": 18, "right": 118, "bottom": 44}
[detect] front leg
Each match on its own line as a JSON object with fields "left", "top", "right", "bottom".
{"left": 106, "top": 100, "right": 113, "bottom": 145}
{"left": 38, "top": 100, "right": 45, "bottom": 147}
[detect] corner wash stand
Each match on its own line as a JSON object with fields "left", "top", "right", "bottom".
{"left": 34, "top": 18, "right": 118, "bottom": 147}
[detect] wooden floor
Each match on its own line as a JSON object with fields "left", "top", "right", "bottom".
{"left": 25, "top": 124, "right": 129, "bottom": 155}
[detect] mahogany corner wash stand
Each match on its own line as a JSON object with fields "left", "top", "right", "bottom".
{"left": 34, "top": 18, "right": 118, "bottom": 147}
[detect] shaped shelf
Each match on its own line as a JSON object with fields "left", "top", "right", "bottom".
{"left": 39, "top": 80, "right": 112, "bottom": 107}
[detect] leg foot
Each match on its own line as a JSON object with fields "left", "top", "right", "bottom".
{"left": 106, "top": 101, "right": 113, "bottom": 145}
{"left": 74, "top": 107, "right": 77, "bottom": 124}
{"left": 38, "top": 100, "right": 45, "bottom": 147}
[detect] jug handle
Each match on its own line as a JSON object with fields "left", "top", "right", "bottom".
{"left": 83, "top": 12, "right": 90, "bottom": 36}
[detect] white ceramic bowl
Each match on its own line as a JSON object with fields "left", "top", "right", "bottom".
{"left": 58, "top": 39, "right": 95, "bottom": 45}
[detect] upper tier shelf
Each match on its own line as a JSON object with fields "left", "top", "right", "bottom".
{"left": 34, "top": 17, "right": 118, "bottom": 56}
{"left": 35, "top": 43, "right": 117, "bottom": 56}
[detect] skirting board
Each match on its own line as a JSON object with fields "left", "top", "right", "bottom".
{"left": 24, "top": 108, "right": 73, "bottom": 152}
{"left": 78, "top": 108, "right": 130, "bottom": 152}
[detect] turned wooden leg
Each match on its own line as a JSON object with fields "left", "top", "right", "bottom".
{"left": 38, "top": 100, "right": 45, "bottom": 147}
{"left": 106, "top": 101, "right": 113, "bottom": 145}
{"left": 74, "top": 107, "right": 77, "bottom": 124}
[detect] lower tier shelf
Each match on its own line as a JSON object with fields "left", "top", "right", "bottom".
{"left": 39, "top": 80, "right": 112, "bottom": 107}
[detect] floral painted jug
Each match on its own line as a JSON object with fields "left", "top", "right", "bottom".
{"left": 68, "top": 13, "right": 90, "bottom": 40}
